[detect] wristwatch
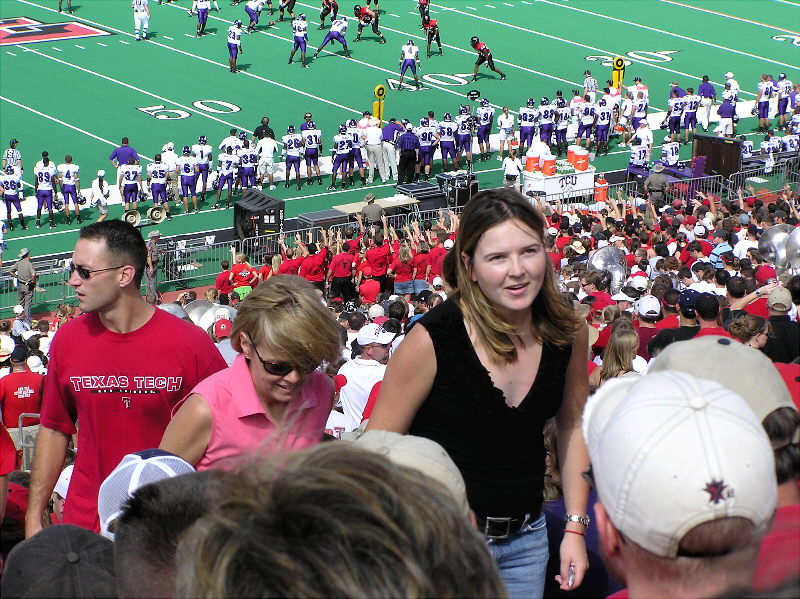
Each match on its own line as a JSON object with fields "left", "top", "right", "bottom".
{"left": 564, "top": 514, "right": 591, "bottom": 527}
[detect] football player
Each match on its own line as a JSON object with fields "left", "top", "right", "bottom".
{"left": 397, "top": 39, "right": 420, "bottom": 89}
{"left": 661, "top": 136, "right": 680, "bottom": 168}
{"left": 756, "top": 74, "right": 773, "bottom": 133}
{"left": 214, "top": 147, "right": 239, "bottom": 209}
{"left": 346, "top": 119, "right": 367, "bottom": 186}
{"left": 237, "top": 140, "right": 259, "bottom": 190}
{"left": 414, "top": 117, "right": 436, "bottom": 181}
{"left": 518, "top": 98, "right": 538, "bottom": 155}
{"left": 594, "top": 98, "right": 613, "bottom": 155}
{"left": 146, "top": 154, "right": 172, "bottom": 221}
{"left": 421, "top": 14, "right": 441, "bottom": 58}
{"left": 56, "top": 154, "right": 82, "bottom": 225}
{"left": 132, "top": 0, "right": 150, "bottom": 41}
{"left": 667, "top": 89, "right": 684, "bottom": 143}
{"left": 739, "top": 135, "right": 754, "bottom": 160}
{"left": 631, "top": 91, "right": 648, "bottom": 132}
{"left": 301, "top": 121, "right": 323, "bottom": 185}
{"left": 288, "top": 13, "right": 308, "bottom": 67}
{"left": 313, "top": 15, "right": 350, "bottom": 58}
{"left": 328, "top": 124, "right": 352, "bottom": 190}
{"left": 554, "top": 97, "right": 571, "bottom": 156}
{"left": 58, "top": 0, "right": 73, "bottom": 14}
{"left": 0, "top": 165, "right": 25, "bottom": 230}
{"left": 438, "top": 113, "right": 458, "bottom": 172}
{"left": 418, "top": 0, "right": 429, "bottom": 21}
{"left": 228, "top": 19, "right": 244, "bottom": 73}
{"left": 628, "top": 137, "right": 650, "bottom": 169}
{"left": 117, "top": 157, "right": 141, "bottom": 216}
{"left": 191, "top": 135, "right": 213, "bottom": 200}
{"left": 176, "top": 146, "right": 200, "bottom": 213}
{"left": 282, "top": 125, "right": 304, "bottom": 190}
{"left": 575, "top": 95, "right": 596, "bottom": 149}
{"left": 245, "top": 0, "right": 268, "bottom": 33}
{"left": 319, "top": 0, "right": 338, "bottom": 29}
{"left": 470, "top": 36, "right": 505, "bottom": 81}
{"left": 279, "top": 0, "right": 296, "bottom": 21}
{"left": 455, "top": 105, "right": 474, "bottom": 170}
{"left": 538, "top": 98, "right": 555, "bottom": 147}
{"left": 189, "top": 0, "right": 220, "bottom": 38}
{"left": 781, "top": 128, "right": 799, "bottom": 152}
{"left": 353, "top": 4, "right": 386, "bottom": 44}
{"left": 475, "top": 98, "right": 495, "bottom": 161}
{"left": 776, "top": 73, "right": 794, "bottom": 131}
{"left": 682, "top": 87, "right": 700, "bottom": 145}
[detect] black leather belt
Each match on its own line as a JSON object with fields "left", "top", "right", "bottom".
{"left": 476, "top": 515, "right": 529, "bottom": 540}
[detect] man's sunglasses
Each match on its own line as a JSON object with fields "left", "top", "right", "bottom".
{"left": 247, "top": 335, "right": 317, "bottom": 376}
{"left": 70, "top": 263, "right": 124, "bottom": 280}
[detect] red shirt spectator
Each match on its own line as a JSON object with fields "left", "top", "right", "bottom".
{"left": 254, "top": 264, "right": 273, "bottom": 286}
{"left": 0, "top": 366, "right": 44, "bottom": 428}
{"left": 655, "top": 313, "right": 680, "bottom": 329}
{"left": 389, "top": 258, "right": 413, "bottom": 282}
{"left": 328, "top": 252, "right": 354, "bottom": 279}
{"left": 365, "top": 241, "right": 392, "bottom": 277}
{"left": 427, "top": 244, "right": 447, "bottom": 280}
{"left": 359, "top": 278, "right": 381, "bottom": 304}
{"left": 215, "top": 268, "right": 234, "bottom": 296}
{"left": 412, "top": 252, "right": 430, "bottom": 281}
{"left": 694, "top": 326, "right": 732, "bottom": 339}
{"left": 299, "top": 247, "right": 328, "bottom": 282}
{"left": 230, "top": 262, "right": 257, "bottom": 288}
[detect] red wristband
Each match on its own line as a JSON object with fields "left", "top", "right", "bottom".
{"left": 563, "top": 529, "right": 585, "bottom": 536}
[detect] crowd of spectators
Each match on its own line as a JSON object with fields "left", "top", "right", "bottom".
{"left": 0, "top": 182, "right": 798, "bottom": 598}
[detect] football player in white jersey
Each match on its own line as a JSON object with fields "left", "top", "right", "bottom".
{"left": 628, "top": 137, "right": 650, "bottom": 169}
{"left": 215, "top": 147, "right": 240, "bottom": 208}
{"left": 345, "top": 119, "right": 366, "bottom": 187}
{"left": 518, "top": 99, "right": 538, "bottom": 155}
{"left": 219, "top": 129, "right": 239, "bottom": 152}
{"left": 118, "top": 157, "right": 142, "bottom": 214}
{"left": 301, "top": 122, "right": 323, "bottom": 186}
{"left": 237, "top": 140, "right": 259, "bottom": 190}
{"left": 288, "top": 13, "right": 309, "bottom": 67}
{"left": 756, "top": 74, "right": 774, "bottom": 133}
{"left": 132, "top": 0, "right": 150, "bottom": 41}
{"left": 189, "top": 0, "right": 220, "bottom": 38}
{"left": 256, "top": 135, "right": 279, "bottom": 190}
{"left": 414, "top": 117, "right": 436, "bottom": 181}
{"left": 554, "top": 97, "right": 571, "bottom": 157}
{"left": 0, "top": 165, "right": 25, "bottom": 231}
{"left": 738, "top": 136, "right": 754, "bottom": 160}
{"left": 146, "top": 155, "right": 172, "bottom": 221}
{"left": 328, "top": 124, "right": 352, "bottom": 190}
{"left": 455, "top": 105, "right": 474, "bottom": 170}
{"left": 776, "top": 73, "right": 794, "bottom": 132}
{"left": 575, "top": 95, "right": 596, "bottom": 149}
{"left": 191, "top": 135, "right": 213, "bottom": 200}
{"left": 661, "top": 136, "right": 680, "bottom": 167}
{"left": 34, "top": 153, "right": 59, "bottom": 228}
{"left": 282, "top": 125, "right": 305, "bottom": 190}
{"left": 176, "top": 146, "right": 200, "bottom": 213}
{"left": 227, "top": 19, "right": 244, "bottom": 73}
{"left": 314, "top": 15, "right": 350, "bottom": 58}
{"left": 397, "top": 40, "right": 420, "bottom": 90}
{"left": 475, "top": 98, "right": 495, "bottom": 161}
{"left": 781, "top": 130, "right": 799, "bottom": 152}
{"left": 594, "top": 99, "right": 613, "bottom": 155}
{"left": 681, "top": 87, "right": 700, "bottom": 145}
{"left": 57, "top": 155, "right": 82, "bottom": 225}
{"left": 667, "top": 89, "right": 684, "bottom": 143}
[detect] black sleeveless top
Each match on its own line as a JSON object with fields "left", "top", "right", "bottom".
{"left": 409, "top": 299, "right": 572, "bottom": 520}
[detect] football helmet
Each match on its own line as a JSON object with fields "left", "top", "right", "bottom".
{"left": 298, "top": 13, "right": 306, "bottom": 20}
{"left": 443, "top": 113, "right": 452, "bottom": 122}
{"left": 470, "top": 36, "right": 479, "bottom": 45}
{"left": 420, "top": 118, "right": 429, "bottom": 127}
{"left": 422, "top": 15, "right": 430, "bottom": 25}
{"left": 556, "top": 97, "right": 567, "bottom": 108}
{"left": 234, "top": 19, "right": 242, "bottom": 27}
{"left": 3, "top": 165, "right": 13, "bottom": 174}
{"left": 480, "top": 98, "right": 489, "bottom": 107}
{"left": 287, "top": 125, "right": 296, "bottom": 134}
{"left": 339, "top": 124, "right": 347, "bottom": 134}
{"left": 198, "top": 135, "right": 207, "bottom": 144}
{"left": 347, "top": 119, "right": 357, "bottom": 128}
{"left": 599, "top": 98, "right": 607, "bottom": 107}
{"left": 53, "top": 197, "right": 64, "bottom": 211}
{"left": 354, "top": 4, "right": 362, "bottom": 13}
{"left": 238, "top": 131, "right": 247, "bottom": 140}
{"left": 526, "top": 98, "right": 535, "bottom": 108}
{"left": 307, "top": 121, "right": 316, "bottom": 129}
{"left": 540, "top": 97, "right": 550, "bottom": 106}
{"left": 182, "top": 145, "right": 191, "bottom": 154}
{"left": 459, "top": 105, "right": 470, "bottom": 115}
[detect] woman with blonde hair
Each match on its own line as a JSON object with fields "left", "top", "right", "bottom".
{"left": 367, "top": 188, "right": 590, "bottom": 596}
{"left": 728, "top": 314, "right": 770, "bottom": 349}
{"left": 228, "top": 252, "right": 257, "bottom": 299}
{"left": 388, "top": 240, "right": 415, "bottom": 299}
{"left": 160, "top": 275, "right": 342, "bottom": 471}
{"left": 589, "top": 321, "right": 640, "bottom": 388}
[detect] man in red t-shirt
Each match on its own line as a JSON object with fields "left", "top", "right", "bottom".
{"left": 215, "top": 259, "right": 235, "bottom": 305}
{"left": 299, "top": 230, "right": 329, "bottom": 292}
{"left": 0, "top": 345, "right": 44, "bottom": 434}
{"left": 359, "top": 266, "right": 381, "bottom": 305}
{"left": 328, "top": 242, "right": 356, "bottom": 302}
{"left": 365, "top": 232, "right": 392, "bottom": 292}
{"left": 25, "top": 221, "right": 226, "bottom": 537}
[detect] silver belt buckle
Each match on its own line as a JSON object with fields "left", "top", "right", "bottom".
{"left": 484, "top": 516, "right": 514, "bottom": 540}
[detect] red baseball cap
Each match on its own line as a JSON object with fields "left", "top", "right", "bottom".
{"left": 213, "top": 319, "right": 232, "bottom": 339}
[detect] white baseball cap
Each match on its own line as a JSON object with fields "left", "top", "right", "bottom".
{"left": 367, "top": 304, "right": 385, "bottom": 319}
{"left": 583, "top": 370, "right": 776, "bottom": 559}
{"left": 443, "top": 239, "right": 454, "bottom": 250}
{"left": 353, "top": 430, "right": 469, "bottom": 516}
{"left": 636, "top": 294, "right": 661, "bottom": 317}
{"left": 356, "top": 323, "right": 395, "bottom": 346}
{"left": 432, "top": 276, "right": 444, "bottom": 287}
{"left": 725, "top": 72, "right": 734, "bottom": 78}
{"left": 54, "top": 464, "right": 74, "bottom": 498}
{"left": 98, "top": 449, "right": 195, "bottom": 540}
{"left": 648, "top": 336, "right": 795, "bottom": 422}
{"left": 97, "top": 170, "right": 105, "bottom": 177}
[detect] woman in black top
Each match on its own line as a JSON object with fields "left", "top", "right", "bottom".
{"left": 368, "top": 189, "right": 590, "bottom": 598}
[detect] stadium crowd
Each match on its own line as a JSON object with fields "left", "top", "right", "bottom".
{"left": 0, "top": 182, "right": 796, "bottom": 598}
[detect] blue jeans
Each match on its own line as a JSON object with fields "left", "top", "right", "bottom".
{"left": 488, "top": 513, "right": 548, "bottom": 599}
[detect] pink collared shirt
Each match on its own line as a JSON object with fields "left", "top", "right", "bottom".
{"left": 183, "top": 354, "right": 332, "bottom": 471}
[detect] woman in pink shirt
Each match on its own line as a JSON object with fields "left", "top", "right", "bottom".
{"left": 159, "top": 275, "right": 342, "bottom": 471}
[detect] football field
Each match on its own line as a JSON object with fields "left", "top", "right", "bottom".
{"left": 0, "top": 0, "right": 798, "bottom": 311}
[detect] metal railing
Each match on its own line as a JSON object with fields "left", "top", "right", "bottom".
{"left": 159, "top": 238, "right": 236, "bottom": 290}
{"left": 728, "top": 157, "right": 799, "bottom": 198}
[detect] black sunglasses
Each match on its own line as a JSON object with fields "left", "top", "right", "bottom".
{"left": 247, "top": 336, "right": 316, "bottom": 376}
{"left": 70, "top": 263, "right": 124, "bottom": 280}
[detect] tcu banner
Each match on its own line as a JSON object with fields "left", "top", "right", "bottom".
{"left": 0, "top": 17, "right": 110, "bottom": 46}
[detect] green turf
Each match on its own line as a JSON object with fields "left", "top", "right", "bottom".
{"left": 0, "top": 0, "right": 797, "bottom": 316}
